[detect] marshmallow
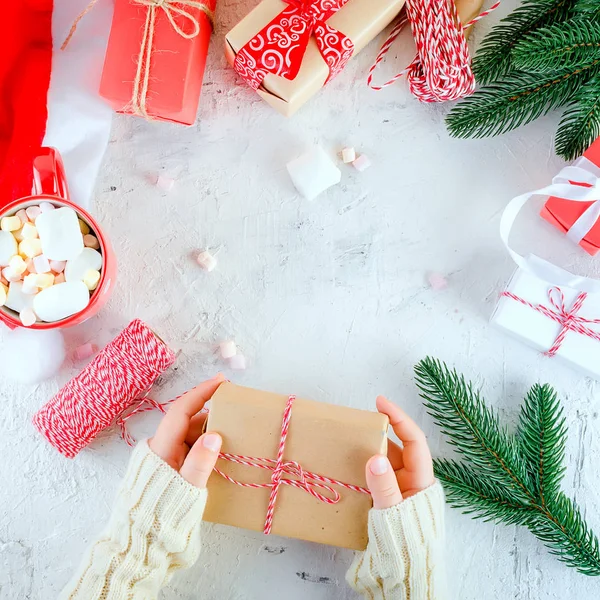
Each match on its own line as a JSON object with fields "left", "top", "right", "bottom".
{"left": 197, "top": 250, "right": 217, "bottom": 272}
{"left": 65, "top": 248, "right": 103, "bottom": 283}
{"left": 35, "top": 273, "right": 55, "bottom": 290}
{"left": 219, "top": 340, "right": 237, "bottom": 359}
{"left": 39, "top": 202, "right": 56, "bottom": 213}
{"left": 83, "top": 269, "right": 100, "bottom": 291}
{"left": 21, "top": 223, "right": 38, "bottom": 239}
{"left": 352, "top": 154, "right": 372, "bottom": 172}
{"left": 9, "top": 255, "right": 27, "bottom": 276}
{"left": 428, "top": 272, "right": 448, "bottom": 291}
{"left": 33, "top": 255, "right": 51, "bottom": 274}
{"left": 0, "top": 231, "right": 17, "bottom": 266}
{"left": 5, "top": 282, "right": 35, "bottom": 313}
{"left": 49, "top": 260, "right": 66, "bottom": 273}
{"left": 25, "top": 206, "right": 42, "bottom": 221}
{"left": 78, "top": 219, "right": 90, "bottom": 235}
{"left": 1, "top": 216, "right": 22, "bottom": 232}
{"left": 74, "top": 343, "right": 97, "bottom": 361}
{"left": 13, "top": 228, "right": 25, "bottom": 243}
{"left": 2, "top": 267, "right": 21, "bottom": 283}
{"left": 287, "top": 146, "right": 341, "bottom": 201}
{"left": 341, "top": 147, "right": 356, "bottom": 163}
{"left": 36, "top": 207, "right": 84, "bottom": 261}
{"left": 229, "top": 354, "right": 247, "bottom": 370}
{"left": 156, "top": 175, "right": 175, "bottom": 191}
{"left": 83, "top": 234, "right": 100, "bottom": 249}
{"left": 54, "top": 273, "right": 66, "bottom": 284}
{"left": 19, "top": 238, "right": 43, "bottom": 258}
{"left": 0, "top": 282, "right": 7, "bottom": 306}
{"left": 22, "top": 274, "right": 39, "bottom": 295}
{"left": 33, "top": 281, "right": 90, "bottom": 323}
{"left": 19, "top": 308, "right": 37, "bottom": 327}
{"left": 16, "top": 209, "right": 29, "bottom": 225}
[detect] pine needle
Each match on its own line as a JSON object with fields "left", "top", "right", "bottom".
{"left": 416, "top": 358, "right": 600, "bottom": 576}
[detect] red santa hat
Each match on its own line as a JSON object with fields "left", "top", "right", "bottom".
{"left": 0, "top": 0, "right": 114, "bottom": 209}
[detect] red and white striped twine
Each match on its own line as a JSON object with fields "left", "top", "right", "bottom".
{"left": 368, "top": 0, "right": 501, "bottom": 102}
{"left": 214, "top": 395, "right": 370, "bottom": 535}
{"left": 502, "top": 287, "right": 600, "bottom": 357}
{"left": 33, "top": 320, "right": 176, "bottom": 458}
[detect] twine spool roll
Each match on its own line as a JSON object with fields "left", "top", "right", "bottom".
{"left": 33, "top": 319, "right": 176, "bottom": 458}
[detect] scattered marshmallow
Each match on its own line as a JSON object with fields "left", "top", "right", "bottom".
{"left": 287, "top": 146, "right": 341, "bottom": 201}
{"left": 341, "top": 147, "right": 356, "bottom": 163}
{"left": 36, "top": 207, "right": 84, "bottom": 261}
{"left": 78, "top": 219, "right": 90, "bottom": 235}
{"left": 33, "top": 281, "right": 90, "bottom": 323}
{"left": 229, "top": 354, "right": 246, "bottom": 370}
{"left": 219, "top": 340, "right": 237, "bottom": 359}
{"left": 0, "top": 231, "right": 17, "bottom": 266}
{"left": 155, "top": 175, "right": 175, "bottom": 191}
{"left": 74, "top": 343, "right": 97, "bottom": 361}
{"left": 21, "top": 223, "right": 38, "bottom": 239}
{"left": 9, "top": 255, "right": 27, "bottom": 276}
{"left": 1, "top": 216, "right": 22, "bottom": 232}
{"left": 352, "top": 154, "right": 372, "bottom": 172}
{"left": 197, "top": 250, "right": 217, "bottom": 272}
{"left": 65, "top": 248, "right": 103, "bottom": 282}
{"left": 25, "top": 206, "right": 42, "bottom": 221}
{"left": 39, "top": 202, "right": 56, "bottom": 213}
{"left": 49, "top": 260, "right": 66, "bottom": 273}
{"left": 19, "top": 307, "right": 37, "bottom": 327}
{"left": 16, "top": 209, "right": 29, "bottom": 225}
{"left": 5, "top": 282, "right": 35, "bottom": 313}
{"left": 19, "top": 238, "right": 43, "bottom": 258}
{"left": 428, "top": 272, "right": 448, "bottom": 291}
{"left": 83, "top": 269, "right": 101, "bottom": 291}
{"left": 33, "top": 255, "right": 51, "bottom": 274}
{"left": 83, "top": 234, "right": 100, "bottom": 249}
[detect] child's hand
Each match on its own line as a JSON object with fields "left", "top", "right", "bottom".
{"left": 366, "top": 396, "right": 435, "bottom": 509}
{"left": 149, "top": 374, "right": 226, "bottom": 489}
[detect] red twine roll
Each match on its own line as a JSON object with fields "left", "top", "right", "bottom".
{"left": 33, "top": 319, "right": 176, "bottom": 458}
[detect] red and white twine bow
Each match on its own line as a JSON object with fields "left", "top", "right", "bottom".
{"left": 502, "top": 287, "right": 600, "bottom": 357}
{"left": 234, "top": 0, "right": 354, "bottom": 91}
{"left": 368, "top": 0, "right": 501, "bottom": 102}
{"left": 214, "top": 395, "right": 370, "bottom": 535}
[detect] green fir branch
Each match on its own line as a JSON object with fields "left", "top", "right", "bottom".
{"left": 472, "top": 0, "right": 579, "bottom": 85}
{"left": 446, "top": 63, "right": 600, "bottom": 139}
{"left": 517, "top": 384, "right": 567, "bottom": 503}
{"left": 556, "top": 72, "right": 600, "bottom": 159}
{"left": 512, "top": 20, "right": 600, "bottom": 73}
{"left": 415, "top": 358, "right": 600, "bottom": 576}
{"left": 573, "top": 0, "right": 600, "bottom": 19}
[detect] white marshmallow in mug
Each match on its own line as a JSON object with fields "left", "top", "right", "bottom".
{"left": 0, "top": 231, "right": 17, "bottom": 267}
{"left": 36, "top": 207, "right": 84, "bottom": 261}
{"left": 65, "top": 248, "right": 103, "bottom": 283}
{"left": 33, "top": 281, "right": 90, "bottom": 323}
{"left": 5, "top": 282, "right": 35, "bottom": 313}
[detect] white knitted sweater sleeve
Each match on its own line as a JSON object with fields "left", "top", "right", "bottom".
{"left": 60, "top": 441, "right": 207, "bottom": 600}
{"left": 346, "top": 481, "right": 446, "bottom": 600}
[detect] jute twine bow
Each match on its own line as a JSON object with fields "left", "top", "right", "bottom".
{"left": 62, "top": 0, "right": 215, "bottom": 121}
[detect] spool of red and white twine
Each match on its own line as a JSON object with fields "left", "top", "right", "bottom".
{"left": 33, "top": 319, "right": 176, "bottom": 458}
{"left": 368, "top": 0, "right": 501, "bottom": 102}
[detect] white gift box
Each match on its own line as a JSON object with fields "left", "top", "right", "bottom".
{"left": 491, "top": 267, "right": 600, "bottom": 380}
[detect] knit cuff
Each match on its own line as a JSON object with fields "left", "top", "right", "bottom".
{"left": 119, "top": 440, "right": 208, "bottom": 537}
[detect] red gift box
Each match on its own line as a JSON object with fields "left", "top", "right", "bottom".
{"left": 99, "top": 0, "right": 216, "bottom": 125}
{"left": 541, "top": 137, "right": 600, "bottom": 256}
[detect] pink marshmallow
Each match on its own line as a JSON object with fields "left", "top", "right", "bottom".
{"left": 16, "top": 209, "right": 29, "bottom": 224}
{"left": 83, "top": 234, "right": 100, "bottom": 249}
{"left": 428, "top": 272, "right": 448, "bottom": 291}
{"left": 155, "top": 175, "right": 174, "bottom": 191}
{"left": 26, "top": 206, "right": 42, "bottom": 221}
{"left": 25, "top": 259, "right": 36, "bottom": 274}
{"left": 74, "top": 343, "right": 98, "bottom": 361}
{"left": 2, "top": 267, "right": 21, "bottom": 283}
{"left": 54, "top": 272, "right": 66, "bottom": 284}
{"left": 49, "top": 260, "right": 66, "bottom": 273}
{"left": 33, "top": 255, "right": 51, "bottom": 274}
{"left": 352, "top": 155, "right": 372, "bottom": 172}
{"left": 229, "top": 354, "right": 246, "bottom": 370}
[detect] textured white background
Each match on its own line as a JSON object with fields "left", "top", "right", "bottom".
{"left": 2, "top": 0, "right": 600, "bottom": 598}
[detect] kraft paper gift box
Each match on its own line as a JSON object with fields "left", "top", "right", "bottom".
{"left": 541, "top": 136, "right": 600, "bottom": 256}
{"left": 224, "top": 0, "right": 406, "bottom": 117}
{"left": 491, "top": 268, "right": 600, "bottom": 380}
{"left": 100, "top": 0, "right": 216, "bottom": 125}
{"left": 203, "top": 383, "right": 389, "bottom": 550}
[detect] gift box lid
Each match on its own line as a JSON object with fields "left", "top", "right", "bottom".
{"left": 203, "top": 382, "right": 389, "bottom": 550}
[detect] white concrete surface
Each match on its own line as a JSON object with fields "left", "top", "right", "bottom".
{"left": 2, "top": 1, "right": 600, "bottom": 598}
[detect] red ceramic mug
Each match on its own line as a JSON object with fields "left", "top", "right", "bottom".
{"left": 0, "top": 148, "right": 115, "bottom": 330}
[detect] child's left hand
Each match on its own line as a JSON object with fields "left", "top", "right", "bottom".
{"left": 149, "top": 374, "right": 226, "bottom": 488}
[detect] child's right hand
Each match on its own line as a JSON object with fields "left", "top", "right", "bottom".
{"left": 366, "top": 396, "right": 435, "bottom": 509}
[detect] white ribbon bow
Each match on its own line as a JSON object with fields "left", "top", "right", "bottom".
{"left": 501, "top": 157, "right": 600, "bottom": 294}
